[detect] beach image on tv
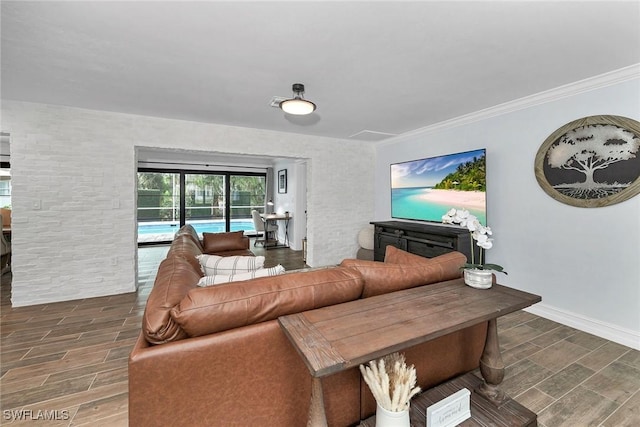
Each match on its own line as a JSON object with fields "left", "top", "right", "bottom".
{"left": 391, "top": 149, "right": 487, "bottom": 225}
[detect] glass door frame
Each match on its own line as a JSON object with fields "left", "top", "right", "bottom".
{"left": 138, "top": 167, "right": 267, "bottom": 245}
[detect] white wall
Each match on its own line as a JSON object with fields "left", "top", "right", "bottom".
{"left": 272, "top": 159, "right": 307, "bottom": 250}
{"left": 374, "top": 70, "right": 640, "bottom": 348}
{"left": 2, "top": 101, "right": 374, "bottom": 306}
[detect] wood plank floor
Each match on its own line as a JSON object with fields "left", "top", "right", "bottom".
{"left": 1, "top": 243, "right": 639, "bottom": 426}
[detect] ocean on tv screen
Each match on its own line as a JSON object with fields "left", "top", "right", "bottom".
{"left": 391, "top": 187, "right": 486, "bottom": 225}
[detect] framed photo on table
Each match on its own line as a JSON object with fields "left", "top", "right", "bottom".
{"left": 278, "top": 169, "right": 287, "bottom": 194}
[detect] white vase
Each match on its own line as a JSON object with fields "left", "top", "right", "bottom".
{"left": 375, "top": 403, "right": 410, "bottom": 427}
{"left": 464, "top": 268, "right": 493, "bottom": 289}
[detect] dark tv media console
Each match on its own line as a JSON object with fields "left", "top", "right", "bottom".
{"left": 371, "top": 221, "right": 480, "bottom": 262}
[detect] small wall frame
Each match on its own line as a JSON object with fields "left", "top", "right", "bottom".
{"left": 534, "top": 115, "right": 640, "bottom": 208}
{"left": 278, "top": 169, "right": 287, "bottom": 194}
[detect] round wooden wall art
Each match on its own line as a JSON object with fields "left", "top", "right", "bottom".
{"left": 535, "top": 115, "right": 640, "bottom": 208}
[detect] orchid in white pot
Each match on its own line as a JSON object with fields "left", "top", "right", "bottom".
{"left": 442, "top": 208, "right": 506, "bottom": 288}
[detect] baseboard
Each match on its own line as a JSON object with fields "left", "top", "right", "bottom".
{"left": 525, "top": 303, "right": 640, "bottom": 351}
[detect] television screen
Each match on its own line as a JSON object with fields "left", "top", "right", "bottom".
{"left": 391, "top": 149, "right": 487, "bottom": 225}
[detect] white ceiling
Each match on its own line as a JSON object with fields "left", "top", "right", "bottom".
{"left": 2, "top": 1, "right": 639, "bottom": 143}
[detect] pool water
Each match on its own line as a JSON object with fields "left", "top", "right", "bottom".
{"left": 138, "top": 220, "right": 256, "bottom": 235}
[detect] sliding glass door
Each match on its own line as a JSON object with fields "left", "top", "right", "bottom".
{"left": 137, "top": 172, "right": 180, "bottom": 243}
{"left": 184, "top": 173, "right": 226, "bottom": 236}
{"left": 137, "top": 169, "right": 266, "bottom": 244}
{"left": 229, "top": 175, "right": 267, "bottom": 228}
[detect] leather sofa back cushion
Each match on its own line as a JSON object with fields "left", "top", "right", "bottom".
{"left": 143, "top": 256, "right": 202, "bottom": 344}
{"left": 213, "top": 249, "right": 255, "bottom": 257}
{"left": 174, "top": 224, "right": 204, "bottom": 252}
{"left": 384, "top": 245, "right": 466, "bottom": 265}
{"left": 340, "top": 250, "right": 466, "bottom": 298}
{"left": 167, "top": 235, "right": 204, "bottom": 272}
{"left": 170, "top": 267, "right": 364, "bottom": 337}
{"left": 202, "top": 231, "right": 249, "bottom": 254}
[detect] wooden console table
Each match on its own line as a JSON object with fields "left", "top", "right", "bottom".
{"left": 278, "top": 279, "right": 541, "bottom": 426}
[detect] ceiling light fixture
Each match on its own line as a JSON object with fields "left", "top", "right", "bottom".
{"left": 279, "top": 83, "right": 316, "bottom": 115}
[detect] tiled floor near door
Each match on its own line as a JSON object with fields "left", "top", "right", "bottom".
{"left": 1, "top": 244, "right": 638, "bottom": 426}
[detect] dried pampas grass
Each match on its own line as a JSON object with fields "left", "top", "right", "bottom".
{"left": 359, "top": 352, "right": 421, "bottom": 412}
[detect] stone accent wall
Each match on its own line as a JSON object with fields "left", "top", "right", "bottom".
{"left": 2, "top": 101, "right": 374, "bottom": 306}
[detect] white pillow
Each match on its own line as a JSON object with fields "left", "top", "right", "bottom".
{"left": 197, "top": 254, "right": 265, "bottom": 276}
{"left": 198, "top": 265, "right": 286, "bottom": 286}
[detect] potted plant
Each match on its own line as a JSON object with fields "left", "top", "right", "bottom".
{"left": 441, "top": 208, "right": 507, "bottom": 289}
{"left": 360, "top": 353, "right": 420, "bottom": 427}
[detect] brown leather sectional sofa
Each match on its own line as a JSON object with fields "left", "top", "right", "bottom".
{"left": 129, "top": 225, "right": 487, "bottom": 426}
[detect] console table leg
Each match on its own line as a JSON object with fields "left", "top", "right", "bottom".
{"left": 477, "top": 318, "right": 508, "bottom": 406}
{"left": 308, "top": 377, "right": 328, "bottom": 427}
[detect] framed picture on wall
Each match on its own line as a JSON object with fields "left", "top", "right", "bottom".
{"left": 534, "top": 115, "right": 640, "bottom": 208}
{"left": 278, "top": 169, "right": 287, "bottom": 194}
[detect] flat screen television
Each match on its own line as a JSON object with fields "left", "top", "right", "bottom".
{"left": 391, "top": 148, "right": 487, "bottom": 225}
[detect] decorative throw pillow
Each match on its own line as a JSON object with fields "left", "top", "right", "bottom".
{"left": 340, "top": 250, "right": 466, "bottom": 298}
{"left": 197, "top": 254, "right": 265, "bottom": 276}
{"left": 202, "top": 231, "right": 248, "bottom": 253}
{"left": 197, "top": 265, "right": 286, "bottom": 286}
{"left": 384, "top": 245, "right": 457, "bottom": 265}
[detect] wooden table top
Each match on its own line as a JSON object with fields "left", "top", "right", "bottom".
{"left": 261, "top": 213, "right": 291, "bottom": 220}
{"left": 278, "top": 279, "right": 541, "bottom": 378}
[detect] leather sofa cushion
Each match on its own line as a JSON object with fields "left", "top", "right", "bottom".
{"left": 340, "top": 250, "right": 466, "bottom": 298}
{"left": 384, "top": 244, "right": 464, "bottom": 265}
{"left": 167, "top": 235, "right": 204, "bottom": 272}
{"left": 202, "top": 231, "right": 249, "bottom": 254}
{"left": 143, "top": 256, "right": 202, "bottom": 344}
{"left": 214, "top": 249, "right": 255, "bottom": 257}
{"left": 170, "top": 267, "right": 364, "bottom": 337}
{"left": 174, "top": 224, "right": 204, "bottom": 252}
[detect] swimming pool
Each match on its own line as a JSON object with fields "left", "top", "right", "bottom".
{"left": 138, "top": 220, "right": 256, "bottom": 242}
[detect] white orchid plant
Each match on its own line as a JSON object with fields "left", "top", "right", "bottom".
{"left": 442, "top": 208, "right": 507, "bottom": 274}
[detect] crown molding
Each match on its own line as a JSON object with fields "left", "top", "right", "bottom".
{"left": 379, "top": 64, "right": 640, "bottom": 145}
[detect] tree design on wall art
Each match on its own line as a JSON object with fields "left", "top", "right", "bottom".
{"left": 535, "top": 115, "right": 640, "bottom": 208}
